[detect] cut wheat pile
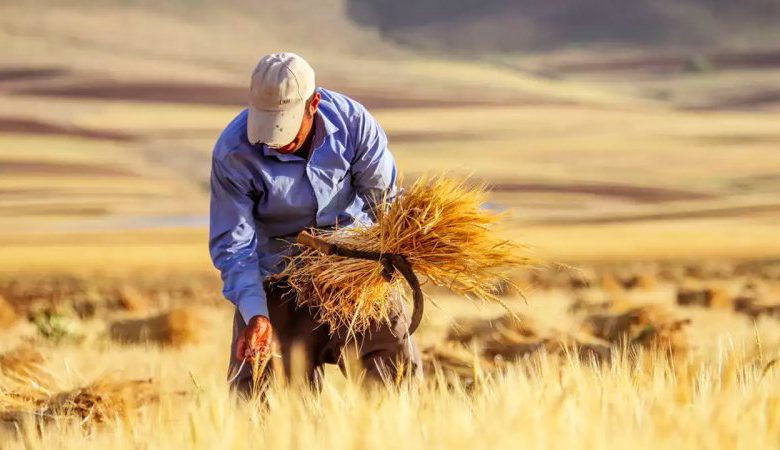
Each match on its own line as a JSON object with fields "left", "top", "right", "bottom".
{"left": 281, "top": 176, "right": 534, "bottom": 332}
{"left": 0, "top": 347, "right": 160, "bottom": 427}
{"left": 1, "top": 376, "right": 158, "bottom": 427}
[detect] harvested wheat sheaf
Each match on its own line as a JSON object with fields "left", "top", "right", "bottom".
{"left": 0, "top": 345, "right": 49, "bottom": 390}
{"left": 109, "top": 307, "right": 201, "bottom": 346}
{"left": 116, "top": 285, "right": 149, "bottom": 312}
{"left": 0, "top": 375, "right": 158, "bottom": 427}
{"left": 281, "top": 176, "right": 534, "bottom": 333}
{"left": 0, "top": 347, "right": 155, "bottom": 426}
{"left": 0, "top": 295, "right": 18, "bottom": 328}
{"left": 423, "top": 303, "right": 692, "bottom": 383}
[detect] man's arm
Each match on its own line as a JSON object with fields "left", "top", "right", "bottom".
{"left": 350, "top": 105, "right": 398, "bottom": 219}
{"left": 208, "top": 155, "right": 268, "bottom": 323}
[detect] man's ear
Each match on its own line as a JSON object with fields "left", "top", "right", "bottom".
{"left": 308, "top": 92, "right": 321, "bottom": 114}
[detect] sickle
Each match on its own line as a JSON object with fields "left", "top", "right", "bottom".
{"left": 296, "top": 231, "right": 424, "bottom": 336}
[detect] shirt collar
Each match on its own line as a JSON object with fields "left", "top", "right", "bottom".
{"left": 317, "top": 106, "right": 339, "bottom": 138}
{"left": 261, "top": 145, "right": 301, "bottom": 161}
{"left": 261, "top": 107, "right": 339, "bottom": 161}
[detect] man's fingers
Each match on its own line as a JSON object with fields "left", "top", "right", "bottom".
{"left": 236, "top": 338, "right": 246, "bottom": 360}
{"left": 249, "top": 333, "right": 269, "bottom": 350}
{"left": 236, "top": 335, "right": 264, "bottom": 361}
{"left": 243, "top": 345, "right": 270, "bottom": 363}
{"left": 236, "top": 317, "right": 273, "bottom": 362}
{"left": 237, "top": 339, "right": 270, "bottom": 362}
{"left": 248, "top": 324, "right": 272, "bottom": 348}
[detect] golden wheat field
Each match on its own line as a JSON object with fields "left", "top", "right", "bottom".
{"left": 1, "top": 257, "right": 780, "bottom": 449}
{"left": 3, "top": 0, "right": 780, "bottom": 448}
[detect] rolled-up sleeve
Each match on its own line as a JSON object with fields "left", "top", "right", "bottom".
{"left": 209, "top": 155, "right": 269, "bottom": 323}
{"left": 350, "top": 106, "right": 398, "bottom": 218}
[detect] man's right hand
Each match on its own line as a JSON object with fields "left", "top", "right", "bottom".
{"left": 236, "top": 315, "right": 273, "bottom": 362}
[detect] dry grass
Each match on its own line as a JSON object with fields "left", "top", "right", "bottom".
{"left": 282, "top": 176, "right": 534, "bottom": 332}
{"left": 3, "top": 344, "right": 780, "bottom": 449}
{"left": 0, "top": 262, "right": 779, "bottom": 448}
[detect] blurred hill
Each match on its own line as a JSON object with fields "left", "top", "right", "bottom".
{"left": 1, "top": 0, "right": 780, "bottom": 261}
{"left": 348, "top": 0, "right": 780, "bottom": 53}
{"left": 0, "top": 0, "right": 400, "bottom": 80}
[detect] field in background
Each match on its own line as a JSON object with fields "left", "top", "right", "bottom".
{"left": 2, "top": 2, "right": 780, "bottom": 261}
{"left": 2, "top": 0, "right": 780, "bottom": 448}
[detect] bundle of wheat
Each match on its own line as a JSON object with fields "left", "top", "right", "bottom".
{"left": 109, "top": 307, "right": 201, "bottom": 346}
{"left": 582, "top": 306, "right": 691, "bottom": 357}
{"left": 421, "top": 343, "right": 495, "bottom": 383}
{"left": 41, "top": 378, "right": 156, "bottom": 424}
{"left": 445, "top": 313, "right": 538, "bottom": 344}
{"left": 0, "top": 295, "right": 18, "bottom": 329}
{"left": 281, "top": 176, "right": 534, "bottom": 333}
{"left": 442, "top": 314, "right": 608, "bottom": 364}
{"left": 0, "top": 345, "right": 46, "bottom": 380}
{"left": 116, "top": 285, "right": 149, "bottom": 312}
{"left": 0, "top": 375, "right": 157, "bottom": 427}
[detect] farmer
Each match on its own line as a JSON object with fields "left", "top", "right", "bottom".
{"left": 209, "top": 52, "right": 421, "bottom": 395}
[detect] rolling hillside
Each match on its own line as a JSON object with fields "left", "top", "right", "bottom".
{"left": 1, "top": 0, "right": 779, "bottom": 261}
{"left": 348, "top": 0, "right": 780, "bottom": 53}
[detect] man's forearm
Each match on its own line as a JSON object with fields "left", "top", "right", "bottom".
{"left": 216, "top": 263, "right": 269, "bottom": 324}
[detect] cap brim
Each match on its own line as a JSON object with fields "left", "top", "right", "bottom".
{"left": 247, "top": 102, "right": 305, "bottom": 147}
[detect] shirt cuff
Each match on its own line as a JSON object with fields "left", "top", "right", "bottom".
{"left": 237, "top": 297, "right": 270, "bottom": 325}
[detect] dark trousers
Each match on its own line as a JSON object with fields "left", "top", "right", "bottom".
{"left": 227, "top": 280, "right": 422, "bottom": 395}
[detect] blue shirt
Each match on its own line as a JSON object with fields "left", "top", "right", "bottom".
{"left": 209, "top": 88, "right": 398, "bottom": 323}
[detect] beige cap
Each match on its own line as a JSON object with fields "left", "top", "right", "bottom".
{"left": 247, "top": 52, "right": 316, "bottom": 147}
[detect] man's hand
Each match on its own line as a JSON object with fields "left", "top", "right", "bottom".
{"left": 236, "top": 315, "right": 273, "bottom": 362}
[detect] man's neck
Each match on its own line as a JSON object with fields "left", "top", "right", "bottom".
{"left": 293, "top": 113, "right": 317, "bottom": 160}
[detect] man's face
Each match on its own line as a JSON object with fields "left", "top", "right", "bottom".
{"left": 269, "top": 92, "right": 321, "bottom": 154}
